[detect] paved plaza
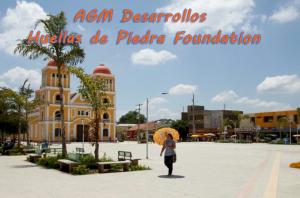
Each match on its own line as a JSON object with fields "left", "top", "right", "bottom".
{"left": 0, "top": 142, "right": 300, "bottom": 198}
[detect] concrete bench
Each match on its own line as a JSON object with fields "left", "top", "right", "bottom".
{"left": 118, "top": 151, "right": 141, "bottom": 166}
{"left": 28, "top": 154, "right": 42, "bottom": 163}
{"left": 58, "top": 159, "right": 79, "bottom": 173}
{"left": 96, "top": 161, "right": 130, "bottom": 173}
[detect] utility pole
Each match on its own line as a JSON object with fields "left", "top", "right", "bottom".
{"left": 192, "top": 93, "right": 195, "bottom": 134}
{"left": 146, "top": 98, "right": 149, "bottom": 159}
{"left": 136, "top": 104, "right": 142, "bottom": 142}
{"left": 289, "top": 119, "right": 292, "bottom": 145}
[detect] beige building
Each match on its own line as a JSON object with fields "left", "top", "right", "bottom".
{"left": 28, "top": 60, "right": 116, "bottom": 142}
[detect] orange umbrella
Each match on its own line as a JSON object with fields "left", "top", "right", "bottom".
{"left": 153, "top": 128, "right": 180, "bottom": 145}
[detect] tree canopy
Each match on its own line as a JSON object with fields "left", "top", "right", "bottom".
{"left": 68, "top": 66, "right": 109, "bottom": 160}
{"left": 171, "top": 120, "right": 189, "bottom": 141}
{"left": 14, "top": 11, "right": 85, "bottom": 156}
{"left": 118, "top": 111, "right": 146, "bottom": 124}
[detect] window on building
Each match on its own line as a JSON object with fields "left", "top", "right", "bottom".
{"left": 250, "top": 117, "right": 256, "bottom": 124}
{"left": 55, "top": 94, "right": 62, "bottom": 104}
{"left": 103, "top": 113, "right": 109, "bottom": 120}
{"left": 103, "top": 129, "right": 109, "bottom": 137}
{"left": 277, "top": 115, "right": 287, "bottom": 121}
{"left": 78, "top": 110, "right": 89, "bottom": 116}
{"left": 294, "top": 115, "right": 298, "bottom": 123}
{"left": 55, "top": 111, "right": 61, "bottom": 120}
{"left": 103, "top": 98, "right": 109, "bottom": 104}
{"left": 52, "top": 73, "right": 55, "bottom": 77}
{"left": 263, "top": 116, "right": 273, "bottom": 123}
{"left": 55, "top": 128, "right": 61, "bottom": 137}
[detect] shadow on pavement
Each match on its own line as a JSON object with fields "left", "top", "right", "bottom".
{"left": 11, "top": 164, "right": 38, "bottom": 168}
{"left": 158, "top": 175, "right": 185, "bottom": 179}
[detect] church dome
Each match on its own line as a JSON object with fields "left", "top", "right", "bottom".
{"left": 93, "top": 64, "right": 112, "bottom": 75}
{"left": 47, "top": 60, "right": 65, "bottom": 67}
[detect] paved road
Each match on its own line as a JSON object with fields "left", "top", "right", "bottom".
{"left": 0, "top": 142, "right": 300, "bottom": 198}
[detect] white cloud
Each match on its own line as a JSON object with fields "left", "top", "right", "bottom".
{"left": 131, "top": 48, "right": 177, "bottom": 65}
{"left": 211, "top": 90, "right": 238, "bottom": 103}
{"left": 0, "top": 66, "right": 41, "bottom": 90}
{"left": 158, "top": 0, "right": 255, "bottom": 34}
{"left": 140, "top": 97, "right": 178, "bottom": 120}
{"left": 0, "top": 1, "right": 47, "bottom": 55}
{"left": 235, "top": 97, "right": 281, "bottom": 108}
{"left": 169, "top": 84, "right": 197, "bottom": 95}
{"left": 269, "top": 5, "right": 299, "bottom": 23}
{"left": 257, "top": 75, "right": 300, "bottom": 94}
{"left": 142, "top": 97, "right": 167, "bottom": 110}
{"left": 211, "top": 90, "right": 290, "bottom": 111}
{"left": 149, "top": 107, "right": 178, "bottom": 120}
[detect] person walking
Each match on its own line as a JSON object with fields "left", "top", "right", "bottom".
{"left": 160, "top": 133, "right": 176, "bottom": 176}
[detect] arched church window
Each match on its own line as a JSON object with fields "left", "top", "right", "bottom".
{"left": 103, "top": 113, "right": 109, "bottom": 120}
{"left": 55, "top": 111, "right": 61, "bottom": 120}
{"left": 55, "top": 94, "right": 62, "bottom": 104}
{"left": 103, "top": 98, "right": 109, "bottom": 104}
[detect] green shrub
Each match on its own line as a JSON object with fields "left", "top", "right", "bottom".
{"left": 8, "top": 147, "right": 25, "bottom": 155}
{"left": 47, "top": 157, "right": 60, "bottom": 169}
{"left": 37, "top": 157, "right": 48, "bottom": 166}
{"left": 56, "top": 153, "right": 64, "bottom": 160}
{"left": 37, "top": 156, "right": 60, "bottom": 169}
{"left": 80, "top": 154, "right": 97, "bottom": 168}
{"left": 72, "top": 165, "right": 89, "bottom": 175}
{"left": 130, "top": 164, "right": 151, "bottom": 171}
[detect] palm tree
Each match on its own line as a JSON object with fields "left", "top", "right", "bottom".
{"left": 19, "top": 80, "right": 39, "bottom": 145}
{"left": 14, "top": 12, "right": 85, "bottom": 157}
{"left": 2, "top": 87, "right": 24, "bottom": 148}
{"left": 68, "top": 66, "right": 109, "bottom": 160}
{"left": 225, "top": 112, "right": 248, "bottom": 141}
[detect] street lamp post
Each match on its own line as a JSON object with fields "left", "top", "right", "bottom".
{"left": 289, "top": 120, "right": 292, "bottom": 145}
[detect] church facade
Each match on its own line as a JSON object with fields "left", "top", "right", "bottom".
{"left": 28, "top": 60, "right": 116, "bottom": 142}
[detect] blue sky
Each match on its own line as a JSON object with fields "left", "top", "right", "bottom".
{"left": 0, "top": 0, "right": 299, "bottom": 121}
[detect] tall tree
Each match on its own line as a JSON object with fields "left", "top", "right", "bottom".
{"left": 1, "top": 87, "right": 24, "bottom": 147}
{"left": 14, "top": 12, "right": 85, "bottom": 157}
{"left": 119, "top": 111, "right": 146, "bottom": 124}
{"left": 68, "top": 66, "right": 109, "bottom": 160}
{"left": 171, "top": 120, "right": 189, "bottom": 141}
{"left": 19, "top": 80, "right": 39, "bottom": 145}
{"left": 0, "top": 87, "right": 27, "bottom": 141}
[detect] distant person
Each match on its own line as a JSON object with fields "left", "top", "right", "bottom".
{"left": 160, "top": 134, "right": 176, "bottom": 176}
